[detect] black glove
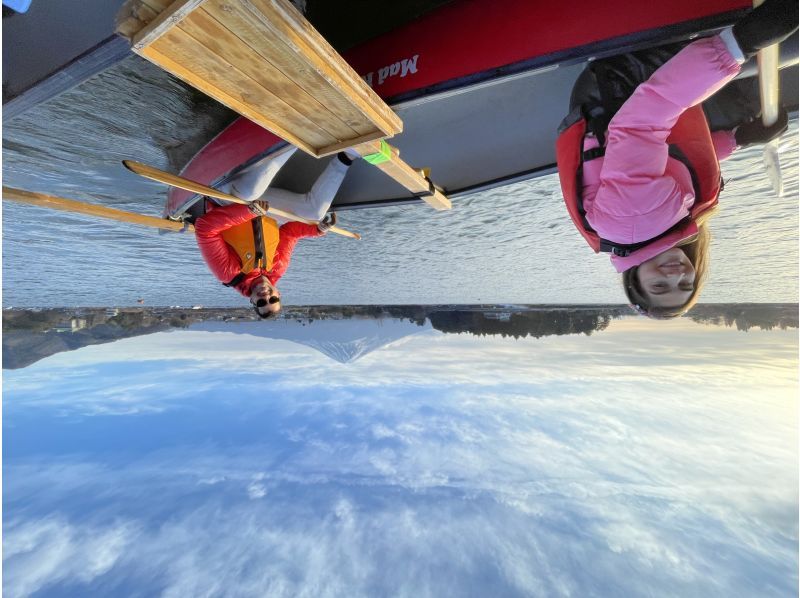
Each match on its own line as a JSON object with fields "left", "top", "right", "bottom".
{"left": 733, "top": 0, "right": 799, "bottom": 58}
{"left": 735, "top": 108, "right": 789, "bottom": 147}
{"left": 317, "top": 212, "right": 337, "bottom": 233}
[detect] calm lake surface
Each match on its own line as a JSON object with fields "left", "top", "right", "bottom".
{"left": 2, "top": 55, "right": 798, "bottom": 307}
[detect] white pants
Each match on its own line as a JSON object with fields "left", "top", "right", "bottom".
{"left": 221, "top": 147, "right": 348, "bottom": 224}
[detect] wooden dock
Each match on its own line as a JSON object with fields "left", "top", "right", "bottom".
{"left": 116, "top": 0, "right": 450, "bottom": 210}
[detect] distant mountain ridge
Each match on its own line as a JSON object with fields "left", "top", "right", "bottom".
{"left": 4, "top": 304, "right": 796, "bottom": 369}
{"left": 2, "top": 322, "right": 171, "bottom": 370}
{"left": 191, "top": 318, "right": 432, "bottom": 363}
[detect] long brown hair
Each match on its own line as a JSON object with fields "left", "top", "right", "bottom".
{"left": 622, "top": 208, "right": 718, "bottom": 319}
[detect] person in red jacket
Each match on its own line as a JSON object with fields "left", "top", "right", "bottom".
{"left": 194, "top": 148, "right": 355, "bottom": 318}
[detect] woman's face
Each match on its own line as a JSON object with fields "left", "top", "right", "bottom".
{"left": 250, "top": 276, "right": 281, "bottom": 316}
{"left": 636, "top": 247, "right": 696, "bottom": 308}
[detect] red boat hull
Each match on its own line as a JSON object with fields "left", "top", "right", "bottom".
{"left": 167, "top": 0, "right": 751, "bottom": 216}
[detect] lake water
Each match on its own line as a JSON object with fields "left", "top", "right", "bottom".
{"left": 2, "top": 54, "right": 798, "bottom": 308}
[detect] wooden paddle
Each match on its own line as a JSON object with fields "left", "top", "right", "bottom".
{"left": 3, "top": 186, "right": 195, "bottom": 233}
{"left": 122, "top": 160, "right": 362, "bottom": 240}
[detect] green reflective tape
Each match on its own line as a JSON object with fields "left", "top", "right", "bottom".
{"left": 363, "top": 139, "right": 392, "bottom": 165}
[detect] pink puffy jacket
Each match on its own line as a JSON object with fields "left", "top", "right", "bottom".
{"left": 580, "top": 35, "right": 742, "bottom": 272}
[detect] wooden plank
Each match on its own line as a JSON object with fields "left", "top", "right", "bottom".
{"left": 315, "top": 132, "right": 394, "bottom": 157}
{"left": 140, "top": 44, "right": 316, "bottom": 154}
{"left": 201, "top": 0, "right": 377, "bottom": 136}
{"left": 140, "top": 0, "right": 174, "bottom": 12}
{"left": 116, "top": 0, "right": 161, "bottom": 39}
{"left": 147, "top": 28, "right": 340, "bottom": 151}
{"left": 178, "top": 9, "right": 363, "bottom": 143}
{"left": 256, "top": 0, "right": 403, "bottom": 134}
{"left": 251, "top": 0, "right": 402, "bottom": 136}
{"left": 116, "top": 0, "right": 178, "bottom": 39}
{"left": 352, "top": 141, "right": 452, "bottom": 211}
{"left": 131, "top": 0, "right": 207, "bottom": 50}
{"left": 3, "top": 186, "right": 194, "bottom": 233}
{"left": 242, "top": 0, "right": 402, "bottom": 136}
{"left": 117, "top": 16, "right": 147, "bottom": 39}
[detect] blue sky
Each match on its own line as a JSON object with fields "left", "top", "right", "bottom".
{"left": 3, "top": 318, "right": 798, "bottom": 597}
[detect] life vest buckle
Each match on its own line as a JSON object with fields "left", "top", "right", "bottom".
{"left": 610, "top": 246, "right": 631, "bottom": 257}
{"left": 599, "top": 239, "right": 631, "bottom": 257}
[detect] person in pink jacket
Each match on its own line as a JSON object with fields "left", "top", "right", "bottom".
{"left": 194, "top": 148, "right": 357, "bottom": 318}
{"left": 557, "top": 0, "right": 796, "bottom": 318}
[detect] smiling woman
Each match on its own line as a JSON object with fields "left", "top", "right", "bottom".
{"left": 557, "top": 0, "right": 798, "bottom": 319}
{"left": 3, "top": 316, "right": 797, "bottom": 597}
{"left": 623, "top": 226, "right": 712, "bottom": 318}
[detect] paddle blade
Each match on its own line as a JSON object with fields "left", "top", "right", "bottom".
{"left": 762, "top": 143, "right": 783, "bottom": 197}
{"left": 122, "top": 160, "right": 245, "bottom": 205}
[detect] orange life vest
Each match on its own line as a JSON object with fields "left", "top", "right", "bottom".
{"left": 221, "top": 215, "right": 280, "bottom": 275}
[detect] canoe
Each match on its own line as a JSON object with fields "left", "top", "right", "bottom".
{"left": 165, "top": 0, "right": 798, "bottom": 218}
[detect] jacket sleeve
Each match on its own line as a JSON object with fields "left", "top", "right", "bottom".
{"left": 269, "top": 222, "right": 323, "bottom": 283}
{"left": 194, "top": 203, "right": 255, "bottom": 285}
{"left": 601, "top": 35, "right": 741, "bottom": 181}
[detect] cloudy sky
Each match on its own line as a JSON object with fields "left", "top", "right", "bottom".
{"left": 3, "top": 318, "right": 797, "bottom": 597}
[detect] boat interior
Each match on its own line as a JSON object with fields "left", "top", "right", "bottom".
{"left": 252, "top": 42, "right": 799, "bottom": 210}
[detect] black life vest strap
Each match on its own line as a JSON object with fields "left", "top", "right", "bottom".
{"left": 597, "top": 215, "right": 693, "bottom": 257}
{"left": 575, "top": 139, "right": 600, "bottom": 235}
{"left": 251, "top": 218, "right": 265, "bottom": 269}
{"left": 586, "top": 62, "right": 619, "bottom": 146}
{"left": 582, "top": 147, "right": 605, "bottom": 162}
{"left": 224, "top": 272, "right": 246, "bottom": 288}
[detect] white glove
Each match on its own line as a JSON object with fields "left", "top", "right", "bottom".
{"left": 317, "top": 212, "right": 337, "bottom": 233}
{"left": 248, "top": 200, "right": 270, "bottom": 216}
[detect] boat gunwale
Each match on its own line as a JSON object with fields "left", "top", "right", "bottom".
{"left": 167, "top": 8, "right": 768, "bottom": 216}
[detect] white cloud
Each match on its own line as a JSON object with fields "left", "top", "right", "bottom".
{"left": 3, "top": 517, "right": 138, "bottom": 598}
{"left": 247, "top": 483, "right": 267, "bottom": 499}
{"left": 3, "top": 318, "right": 797, "bottom": 596}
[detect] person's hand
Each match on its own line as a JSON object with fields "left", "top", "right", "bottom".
{"left": 248, "top": 200, "right": 270, "bottom": 216}
{"left": 733, "top": 0, "right": 798, "bottom": 58}
{"left": 317, "top": 212, "right": 337, "bottom": 233}
{"left": 735, "top": 109, "right": 789, "bottom": 147}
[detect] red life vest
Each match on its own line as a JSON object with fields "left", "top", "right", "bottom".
{"left": 556, "top": 104, "right": 721, "bottom": 261}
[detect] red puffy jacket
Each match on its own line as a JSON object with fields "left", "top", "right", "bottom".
{"left": 195, "top": 203, "right": 323, "bottom": 297}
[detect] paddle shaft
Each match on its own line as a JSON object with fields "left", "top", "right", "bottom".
{"left": 122, "top": 160, "right": 361, "bottom": 240}
{"left": 752, "top": 0, "right": 783, "bottom": 196}
{"left": 3, "top": 186, "right": 194, "bottom": 233}
{"left": 753, "top": 0, "right": 780, "bottom": 126}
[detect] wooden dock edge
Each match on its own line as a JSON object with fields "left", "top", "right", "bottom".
{"left": 115, "top": 0, "right": 450, "bottom": 211}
